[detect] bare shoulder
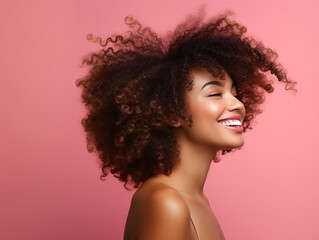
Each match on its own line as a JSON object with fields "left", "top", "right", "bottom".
{"left": 137, "top": 182, "right": 189, "bottom": 213}
{"left": 124, "top": 180, "right": 192, "bottom": 240}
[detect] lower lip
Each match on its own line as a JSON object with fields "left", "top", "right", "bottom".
{"left": 219, "top": 123, "right": 244, "bottom": 133}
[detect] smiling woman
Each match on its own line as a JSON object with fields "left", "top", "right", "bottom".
{"left": 76, "top": 9, "right": 296, "bottom": 240}
{"left": 183, "top": 69, "right": 246, "bottom": 152}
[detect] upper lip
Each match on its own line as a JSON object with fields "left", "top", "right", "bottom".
{"left": 218, "top": 115, "right": 242, "bottom": 122}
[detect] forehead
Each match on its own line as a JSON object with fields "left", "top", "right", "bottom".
{"left": 189, "top": 68, "right": 233, "bottom": 89}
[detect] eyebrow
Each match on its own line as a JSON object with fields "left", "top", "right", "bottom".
{"left": 201, "top": 81, "right": 235, "bottom": 90}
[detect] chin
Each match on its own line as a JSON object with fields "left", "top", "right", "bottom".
{"left": 220, "top": 139, "right": 245, "bottom": 151}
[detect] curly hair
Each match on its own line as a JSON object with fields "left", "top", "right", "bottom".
{"left": 76, "top": 10, "right": 296, "bottom": 189}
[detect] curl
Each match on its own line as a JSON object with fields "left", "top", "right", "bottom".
{"left": 76, "top": 9, "right": 296, "bottom": 189}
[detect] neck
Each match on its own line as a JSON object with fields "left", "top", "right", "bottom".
{"left": 157, "top": 130, "right": 218, "bottom": 197}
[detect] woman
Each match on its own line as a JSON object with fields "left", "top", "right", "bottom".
{"left": 76, "top": 10, "right": 296, "bottom": 240}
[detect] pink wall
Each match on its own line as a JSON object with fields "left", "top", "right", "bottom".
{"left": 1, "top": 0, "right": 318, "bottom": 239}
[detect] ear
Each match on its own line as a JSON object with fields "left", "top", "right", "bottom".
{"left": 168, "top": 118, "right": 181, "bottom": 128}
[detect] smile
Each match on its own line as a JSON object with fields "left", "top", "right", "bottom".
{"left": 218, "top": 119, "right": 244, "bottom": 133}
{"left": 218, "top": 119, "right": 241, "bottom": 126}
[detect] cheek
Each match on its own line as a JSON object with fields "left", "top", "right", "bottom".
{"left": 190, "top": 101, "right": 223, "bottom": 121}
{"left": 207, "top": 103, "right": 223, "bottom": 117}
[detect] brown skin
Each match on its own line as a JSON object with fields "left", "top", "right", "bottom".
{"left": 124, "top": 68, "right": 245, "bottom": 240}
{"left": 76, "top": 12, "right": 296, "bottom": 240}
{"left": 76, "top": 13, "right": 296, "bottom": 189}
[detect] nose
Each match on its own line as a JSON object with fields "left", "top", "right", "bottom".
{"left": 227, "top": 94, "right": 245, "bottom": 112}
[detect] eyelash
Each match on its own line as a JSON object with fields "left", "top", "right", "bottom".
{"left": 208, "top": 93, "right": 222, "bottom": 97}
{"left": 235, "top": 95, "right": 243, "bottom": 101}
{"left": 208, "top": 93, "right": 243, "bottom": 101}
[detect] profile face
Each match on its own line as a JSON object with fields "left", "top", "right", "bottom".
{"left": 180, "top": 68, "right": 246, "bottom": 151}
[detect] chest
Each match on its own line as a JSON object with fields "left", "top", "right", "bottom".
{"left": 188, "top": 201, "right": 225, "bottom": 240}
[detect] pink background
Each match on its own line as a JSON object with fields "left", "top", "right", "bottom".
{"left": 1, "top": 0, "right": 318, "bottom": 239}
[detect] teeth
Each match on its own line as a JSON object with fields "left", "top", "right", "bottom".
{"left": 219, "top": 119, "right": 242, "bottom": 126}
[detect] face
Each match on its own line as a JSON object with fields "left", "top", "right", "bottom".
{"left": 179, "top": 68, "right": 246, "bottom": 151}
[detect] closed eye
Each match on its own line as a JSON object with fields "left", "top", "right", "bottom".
{"left": 234, "top": 95, "right": 243, "bottom": 101}
{"left": 208, "top": 93, "right": 222, "bottom": 97}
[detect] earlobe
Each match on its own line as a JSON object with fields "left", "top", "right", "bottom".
{"left": 169, "top": 119, "right": 182, "bottom": 128}
{"left": 171, "top": 122, "right": 181, "bottom": 128}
